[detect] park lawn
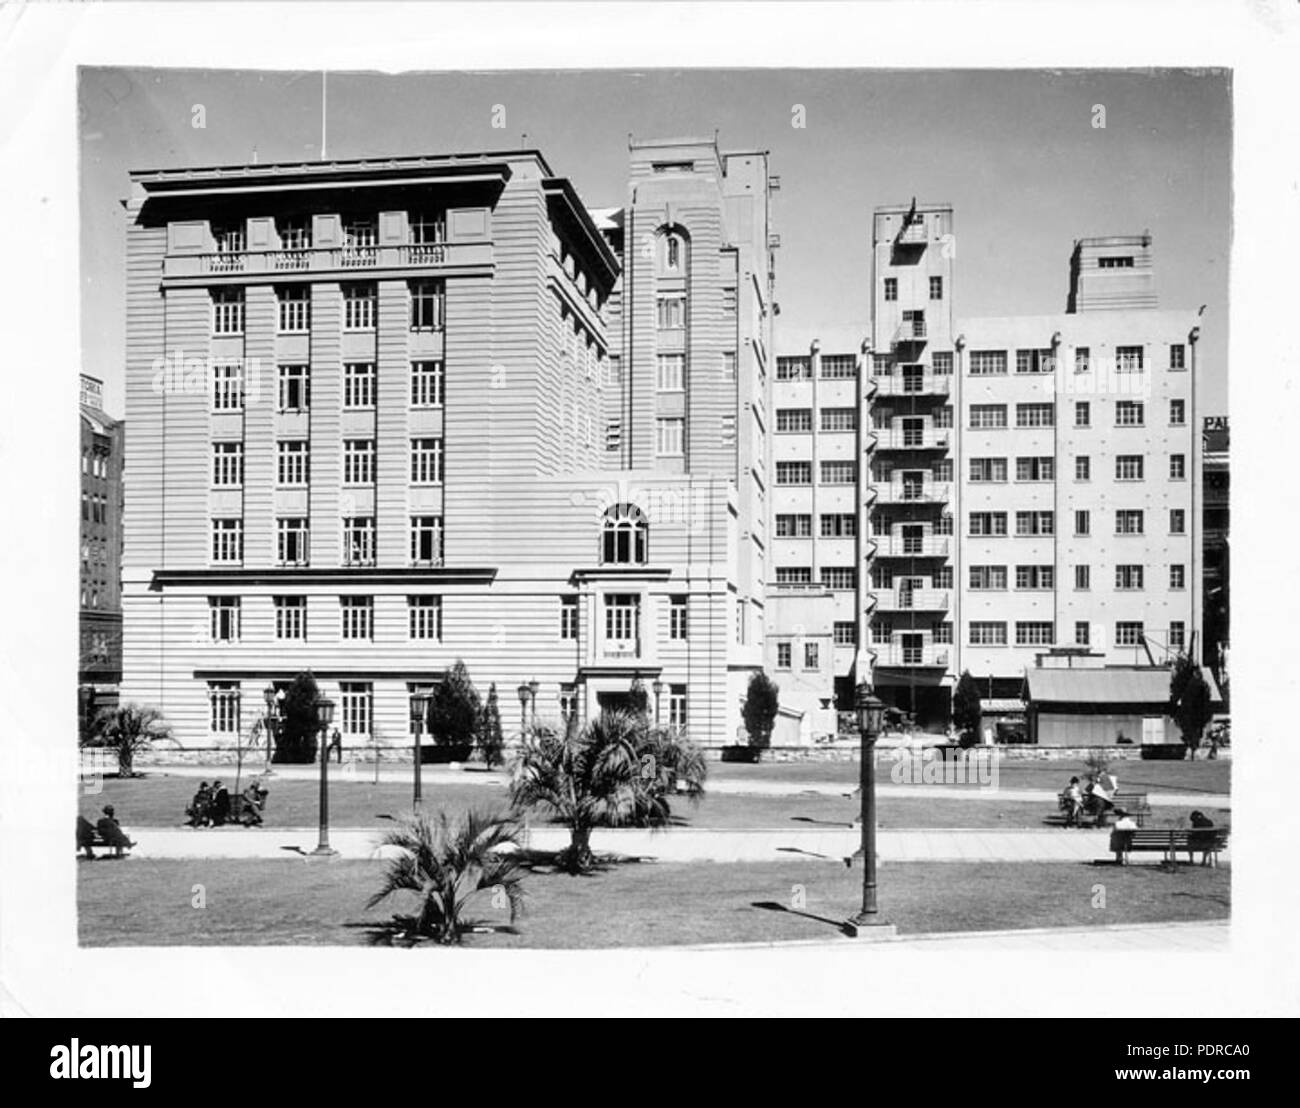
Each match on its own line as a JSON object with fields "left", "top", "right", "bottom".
{"left": 78, "top": 857, "right": 1230, "bottom": 948}
{"left": 78, "top": 775, "right": 1230, "bottom": 833}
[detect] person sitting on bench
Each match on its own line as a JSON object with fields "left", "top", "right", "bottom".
{"left": 76, "top": 815, "right": 98, "bottom": 859}
{"left": 209, "top": 780, "right": 231, "bottom": 826}
{"left": 1188, "top": 810, "right": 1217, "bottom": 866}
{"left": 1061, "top": 777, "right": 1084, "bottom": 828}
{"left": 95, "top": 805, "right": 136, "bottom": 855}
{"left": 186, "top": 781, "right": 213, "bottom": 827}
{"left": 240, "top": 780, "right": 268, "bottom": 826}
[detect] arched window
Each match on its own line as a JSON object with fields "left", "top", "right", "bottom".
{"left": 602, "top": 503, "right": 648, "bottom": 565}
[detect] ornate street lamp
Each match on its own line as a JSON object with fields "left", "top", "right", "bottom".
{"left": 311, "top": 697, "right": 337, "bottom": 856}
{"left": 410, "top": 689, "right": 432, "bottom": 810}
{"left": 517, "top": 682, "right": 531, "bottom": 736}
{"left": 847, "top": 681, "right": 887, "bottom": 935}
{"left": 652, "top": 679, "right": 665, "bottom": 726}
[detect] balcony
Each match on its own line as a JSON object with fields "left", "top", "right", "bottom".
{"left": 893, "top": 320, "right": 928, "bottom": 346}
{"left": 874, "top": 588, "right": 950, "bottom": 612}
{"left": 873, "top": 644, "right": 950, "bottom": 668}
{"left": 162, "top": 241, "right": 490, "bottom": 281}
{"left": 873, "top": 428, "right": 950, "bottom": 451}
{"left": 872, "top": 374, "right": 950, "bottom": 398}
{"left": 872, "top": 535, "right": 950, "bottom": 558}
{"left": 873, "top": 480, "right": 951, "bottom": 505}
{"left": 895, "top": 219, "right": 928, "bottom": 247}
{"left": 602, "top": 638, "right": 642, "bottom": 661}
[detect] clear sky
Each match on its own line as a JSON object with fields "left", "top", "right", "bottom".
{"left": 80, "top": 66, "right": 1230, "bottom": 417}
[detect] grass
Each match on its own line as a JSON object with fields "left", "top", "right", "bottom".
{"left": 78, "top": 856, "right": 1230, "bottom": 948}
{"left": 79, "top": 774, "right": 1230, "bottom": 832}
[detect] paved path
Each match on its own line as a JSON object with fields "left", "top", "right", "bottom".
{"left": 91, "top": 825, "right": 1227, "bottom": 865}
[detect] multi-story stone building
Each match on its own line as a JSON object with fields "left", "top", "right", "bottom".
{"left": 772, "top": 214, "right": 1203, "bottom": 732}
{"left": 121, "top": 139, "right": 776, "bottom": 750}
{"left": 80, "top": 373, "right": 124, "bottom": 706}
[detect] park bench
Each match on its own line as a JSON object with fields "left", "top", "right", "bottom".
{"left": 1109, "top": 826, "right": 1230, "bottom": 867}
{"left": 76, "top": 816, "right": 132, "bottom": 859}
{"left": 1057, "top": 788, "right": 1151, "bottom": 828}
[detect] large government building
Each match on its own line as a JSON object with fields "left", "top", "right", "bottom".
{"left": 121, "top": 142, "right": 1206, "bottom": 750}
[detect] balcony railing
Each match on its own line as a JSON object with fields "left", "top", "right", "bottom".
{"left": 873, "top": 428, "right": 950, "bottom": 451}
{"left": 893, "top": 320, "right": 928, "bottom": 344}
{"left": 874, "top": 588, "right": 950, "bottom": 612}
{"left": 872, "top": 374, "right": 951, "bottom": 397}
{"left": 873, "top": 644, "right": 950, "bottom": 667}
{"left": 873, "top": 480, "right": 951, "bottom": 504}
{"left": 872, "top": 535, "right": 950, "bottom": 558}
{"left": 602, "top": 638, "right": 641, "bottom": 660}
{"left": 164, "top": 241, "right": 488, "bottom": 280}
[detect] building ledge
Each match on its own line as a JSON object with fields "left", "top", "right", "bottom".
{"left": 151, "top": 567, "right": 498, "bottom": 589}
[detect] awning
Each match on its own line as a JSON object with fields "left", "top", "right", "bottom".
{"left": 1026, "top": 666, "right": 1224, "bottom": 708}
{"left": 980, "top": 698, "right": 1026, "bottom": 713}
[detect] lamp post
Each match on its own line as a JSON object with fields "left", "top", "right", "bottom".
{"left": 652, "top": 679, "right": 664, "bottom": 726}
{"left": 410, "top": 690, "right": 431, "bottom": 810}
{"left": 528, "top": 678, "right": 539, "bottom": 730}
{"left": 517, "top": 682, "right": 532, "bottom": 737}
{"left": 847, "top": 681, "right": 887, "bottom": 934}
{"left": 262, "top": 684, "right": 277, "bottom": 774}
{"left": 311, "top": 697, "right": 337, "bottom": 856}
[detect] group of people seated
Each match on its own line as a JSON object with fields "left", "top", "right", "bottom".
{"left": 1059, "top": 769, "right": 1121, "bottom": 828}
{"left": 185, "top": 779, "right": 268, "bottom": 827}
{"left": 76, "top": 804, "right": 136, "bottom": 859}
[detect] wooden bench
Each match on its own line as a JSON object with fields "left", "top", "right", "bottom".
{"left": 1110, "top": 827, "right": 1230, "bottom": 867}
{"left": 1056, "top": 789, "right": 1151, "bottom": 828}
{"left": 76, "top": 816, "right": 133, "bottom": 858}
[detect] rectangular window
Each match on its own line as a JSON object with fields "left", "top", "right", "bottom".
{"left": 668, "top": 686, "right": 688, "bottom": 729}
{"left": 1170, "top": 399, "right": 1186, "bottom": 425}
{"left": 274, "top": 596, "right": 307, "bottom": 640}
{"left": 339, "top": 683, "right": 373, "bottom": 738}
{"left": 1116, "top": 510, "right": 1145, "bottom": 535}
{"left": 409, "top": 210, "right": 446, "bottom": 247}
{"left": 1115, "top": 564, "right": 1144, "bottom": 590}
{"left": 820, "top": 513, "right": 856, "bottom": 538}
{"left": 872, "top": 618, "right": 895, "bottom": 644}
{"left": 342, "top": 517, "right": 376, "bottom": 567}
{"left": 209, "top": 597, "right": 241, "bottom": 642}
{"left": 776, "top": 642, "right": 792, "bottom": 669}
{"left": 775, "top": 461, "right": 812, "bottom": 485}
{"left": 604, "top": 593, "right": 640, "bottom": 641}
{"left": 410, "top": 279, "right": 446, "bottom": 331}
{"left": 929, "top": 276, "right": 943, "bottom": 300}
{"left": 343, "top": 362, "right": 376, "bottom": 409}
{"left": 1016, "top": 621, "right": 1055, "bottom": 646}
{"left": 277, "top": 441, "right": 309, "bottom": 486}
{"left": 1074, "top": 621, "right": 1090, "bottom": 646}
{"left": 656, "top": 418, "right": 684, "bottom": 457}
{"left": 1075, "top": 565, "right": 1091, "bottom": 590}
{"left": 1115, "top": 345, "right": 1144, "bottom": 373}
{"left": 211, "top": 288, "right": 245, "bottom": 334}
{"left": 209, "top": 681, "right": 241, "bottom": 733}
{"left": 970, "top": 404, "right": 1007, "bottom": 429}
{"left": 820, "top": 407, "right": 857, "bottom": 432}
{"left": 969, "top": 350, "right": 1007, "bottom": 376}
{"left": 932, "top": 351, "right": 954, "bottom": 375}
{"left": 1016, "top": 565, "right": 1054, "bottom": 590}
{"left": 411, "top": 438, "right": 444, "bottom": 483}
{"left": 776, "top": 408, "right": 812, "bottom": 433}
{"left": 213, "top": 221, "right": 246, "bottom": 257}
{"left": 969, "top": 565, "right": 1007, "bottom": 590}
{"left": 821, "top": 355, "right": 856, "bottom": 379}
{"left": 1115, "top": 455, "right": 1145, "bottom": 481}
{"left": 1116, "top": 400, "right": 1145, "bottom": 426}
{"left": 776, "top": 356, "right": 811, "bottom": 381}
{"left": 278, "top": 217, "right": 311, "bottom": 251}
{"left": 1170, "top": 509, "right": 1186, "bottom": 535}
{"left": 1115, "top": 621, "right": 1144, "bottom": 647}
{"left": 883, "top": 277, "right": 897, "bottom": 302}
{"left": 1015, "top": 511, "right": 1054, "bottom": 536}
{"left": 212, "top": 363, "right": 244, "bottom": 411}
{"left": 776, "top": 514, "right": 813, "bottom": 538}
{"left": 342, "top": 439, "right": 375, "bottom": 486}
{"left": 410, "top": 515, "right": 444, "bottom": 566}
{"left": 722, "top": 287, "right": 737, "bottom": 313}
{"left": 411, "top": 360, "right": 445, "bottom": 408}
{"left": 409, "top": 596, "right": 443, "bottom": 641}
{"left": 820, "top": 567, "right": 857, "bottom": 590}
{"left": 341, "top": 596, "right": 374, "bottom": 640}
{"left": 278, "top": 365, "right": 310, "bottom": 412}
{"left": 558, "top": 596, "right": 579, "bottom": 640}
{"left": 276, "top": 286, "right": 310, "bottom": 333}
{"left": 969, "top": 621, "right": 1007, "bottom": 646}
{"left": 1075, "top": 401, "right": 1091, "bottom": 428}
{"left": 656, "top": 353, "right": 685, "bottom": 392}
{"left": 723, "top": 351, "right": 737, "bottom": 379}
{"left": 969, "top": 457, "right": 1007, "bottom": 483}
{"left": 1098, "top": 256, "right": 1134, "bottom": 269}
{"left": 1170, "top": 621, "right": 1186, "bottom": 650}
{"left": 820, "top": 461, "right": 856, "bottom": 485}
{"left": 804, "top": 643, "right": 820, "bottom": 670}
{"left": 1074, "top": 347, "right": 1090, "bottom": 374}
{"left": 969, "top": 512, "right": 1008, "bottom": 537}
{"left": 1075, "top": 510, "right": 1091, "bottom": 536}
{"left": 1170, "top": 564, "right": 1186, "bottom": 590}
{"left": 833, "top": 621, "right": 857, "bottom": 646}
{"left": 277, "top": 517, "right": 310, "bottom": 566}
{"left": 775, "top": 567, "right": 812, "bottom": 585}
{"left": 669, "top": 596, "right": 689, "bottom": 641}
{"left": 1170, "top": 454, "right": 1186, "bottom": 480}
{"left": 1016, "top": 456, "right": 1054, "bottom": 481}
{"left": 1170, "top": 344, "right": 1186, "bottom": 370}
{"left": 212, "top": 442, "right": 244, "bottom": 487}
{"left": 1075, "top": 456, "right": 1091, "bottom": 481}
{"left": 1016, "top": 403, "right": 1055, "bottom": 428}
{"left": 656, "top": 296, "right": 686, "bottom": 329}
{"left": 343, "top": 218, "right": 377, "bottom": 254}
{"left": 343, "top": 284, "right": 376, "bottom": 330}
{"left": 1015, "top": 348, "right": 1053, "bottom": 374}
{"left": 211, "top": 519, "right": 243, "bottom": 564}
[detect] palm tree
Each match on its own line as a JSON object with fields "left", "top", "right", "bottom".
{"left": 509, "top": 709, "right": 707, "bottom": 874}
{"left": 88, "top": 704, "right": 174, "bottom": 777}
{"left": 366, "top": 809, "right": 526, "bottom": 945}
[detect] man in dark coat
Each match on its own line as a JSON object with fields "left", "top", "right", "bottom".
{"left": 210, "top": 780, "right": 231, "bottom": 826}
{"left": 95, "top": 805, "right": 136, "bottom": 856}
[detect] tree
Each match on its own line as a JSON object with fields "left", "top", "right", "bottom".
{"left": 478, "top": 683, "right": 505, "bottom": 769}
{"left": 1170, "top": 654, "right": 1213, "bottom": 760}
{"left": 87, "top": 703, "right": 174, "bottom": 777}
{"left": 366, "top": 809, "right": 527, "bottom": 945}
{"left": 509, "top": 710, "right": 707, "bottom": 874}
{"left": 428, "top": 660, "right": 481, "bottom": 748}
{"left": 741, "top": 672, "right": 780, "bottom": 749}
{"left": 952, "top": 670, "right": 981, "bottom": 748}
{"left": 276, "top": 671, "right": 321, "bottom": 764}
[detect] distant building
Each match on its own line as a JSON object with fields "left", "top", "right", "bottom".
{"left": 80, "top": 373, "right": 124, "bottom": 712}
{"left": 1202, "top": 415, "right": 1228, "bottom": 689}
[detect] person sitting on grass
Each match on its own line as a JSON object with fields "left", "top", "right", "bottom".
{"left": 186, "top": 781, "right": 213, "bottom": 827}
{"left": 209, "top": 780, "right": 231, "bottom": 826}
{"left": 94, "top": 805, "right": 137, "bottom": 856}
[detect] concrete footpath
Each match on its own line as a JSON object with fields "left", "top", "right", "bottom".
{"left": 89, "top": 824, "right": 1228, "bottom": 865}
